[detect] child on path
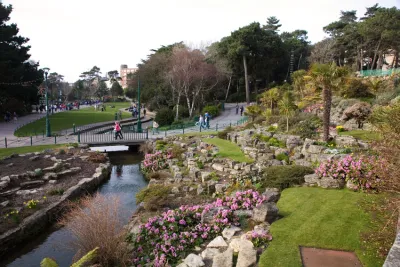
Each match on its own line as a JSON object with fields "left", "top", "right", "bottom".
{"left": 114, "top": 121, "right": 123, "bottom": 140}
{"left": 152, "top": 121, "right": 159, "bottom": 134}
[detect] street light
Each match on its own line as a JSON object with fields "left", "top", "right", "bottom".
{"left": 137, "top": 75, "right": 142, "bottom": 133}
{"left": 43, "top": 67, "right": 51, "bottom": 137}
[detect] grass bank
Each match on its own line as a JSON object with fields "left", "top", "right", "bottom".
{"left": 0, "top": 144, "right": 75, "bottom": 159}
{"left": 204, "top": 138, "right": 253, "bottom": 163}
{"left": 15, "top": 102, "right": 131, "bottom": 137}
{"left": 259, "top": 187, "right": 387, "bottom": 267}
{"left": 339, "top": 130, "right": 381, "bottom": 141}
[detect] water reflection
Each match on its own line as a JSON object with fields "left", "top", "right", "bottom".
{"left": 3, "top": 151, "right": 146, "bottom": 267}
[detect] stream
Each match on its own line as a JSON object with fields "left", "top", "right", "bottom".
{"left": 1, "top": 146, "right": 147, "bottom": 267}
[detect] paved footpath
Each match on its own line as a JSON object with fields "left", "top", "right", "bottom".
{"left": 0, "top": 103, "right": 248, "bottom": 148}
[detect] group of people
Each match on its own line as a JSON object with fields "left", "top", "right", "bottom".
{"left": 35, "top": 102, "right": 79, "bottom": 114}
{"left": 3, "top": 111, "right": 17, "bottom": 123}
{"left": 235, "top": 104, "right": 245, "bottom": 116}
{"left": 198, "top": 112, "right": 211, "bottom": 129}
{"left": 131, "top": 105, "right": 146, "bottom": 118}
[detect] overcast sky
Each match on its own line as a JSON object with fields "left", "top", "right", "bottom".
{"left": 3, "top": 0, "right": 399, "bottom": 82}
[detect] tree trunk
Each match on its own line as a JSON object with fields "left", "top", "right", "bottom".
{"left": 322, "top": 87, "right": 332, "bottom": 142}
{"left": 224, "top": 75, "right": 232, "bottom": 101}
{"left": 243, "top": 55, "right": 250, "bottom": 104}
{"left": 297, "top": 53, "right": 303, "bottom": 70}
{"left": 377, "top": 51, "right": 383, "bottom": 70}
{"left": 371, "top": 39, "right": 381, "bottom": 70}
{"left": 175, "top": 93, "right": 181, "bottom": 120}
{"left": 254, "top": 79, "right": 258, "bottom": 104}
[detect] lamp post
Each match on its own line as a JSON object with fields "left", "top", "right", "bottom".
{"left": 137, "top": 75, "right": 142, "bottom": 132}
{"left": 43, "top": 67, "right": 51, "bottom": 137}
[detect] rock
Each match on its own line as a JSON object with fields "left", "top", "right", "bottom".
{"left": 236, "top": 246, "right": 257, "bottom": 267}
{"left": 0, "top": 200, "right": 9, "bottom": 207}
{"left": 20, "top": 180, "right": 45, "bottom": 189}
{"left": 177, "top": 263, "right": 189, "bottom": 267}
{"left": 48, "top": 180, "right": 57, "bottom": 184}
{"left": 6, "top": 163, "right": 14, "bottom": 167}
{"left": 263, "top": 188, "right": 280, "bottom": 203}
{"left": 253, "top": 202, "right": 279, "bottom": 223}
{"left": 212, "top": 163, "right": 225, "bottom": 172}
{"left": 215, "top": 184, "right": 226, "bottom": 193}
{"left": 253, "top": 222, "right": 271, "bottom": 235}
{"left": 286, "top": 135, "right": 303, "bottom": 149}
{"left": 0, "top": 187, "right": 20, "bottom": 197}
{"left": 43, "top": 155, "right": 51, "bottom": 159}
{"left": 229, "top": 238, "right": 254, "bottom": 253}
{"left": 80, "top": 156, "right": 89, "bottom": 160}
{"left": 50, "top": 156, "right": 59, "bottom": 162}
{"left": 16, "top": 189, "right": 40, "bottom": 196}
{"left": 184, "top": 254, "right": 205, "bottom": 267}
{"left": 0, "top": 180, "right": 9, "bottom": 190}
{"left": 171, "top": 187, "right": 180, "bottom": 194}
{"left": 335, "top": 135, "right": 358, "bottom": 147}
{"left": 318, "top": 176, "right": 345, "bottom": 189}
{"left": 197, "top": 185, "right": 204, "bottom": 195}
{"left": 212, "top": 248, "right": 233, "bottom": 267}
{"left": 29, "top": 156, "right": 39, "bottom": 161}
{"left": 207, "top": 236, "right": 228, "bottom": 248}
{"left": 57, "top": 167, "right": 81, "bottom": 177}
{"left": 304, "top": 173, "right": 319, "bottom": 186}
{"left": 346, "top": 180, "right": 358, "bottom": 190}
{"left": 201, "top": 172, "right": 211, "bottom": 183}
{"left": 201, "top": 248, "right": 220, "bottom": 260}
{"left": 43, "top": 162, "right": 63, "bottom": 172}
{"left": 234, "top": 209, "right": 253, "bottom": 218}
{"left": 307, "top": 145, "right": 326, "bottom": 154}
{"left": 1, "top": 176, "right": 10, "bottom": 182}
{"left": 222, "top": 226, "right": 241, "bottom": 240}
{"left": 43, "top": 172, "right": 58, "bottom": 180}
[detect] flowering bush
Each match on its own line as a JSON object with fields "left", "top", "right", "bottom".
{"left": 245, "top": 230, "right": 273, "bottom": 247}
{"left": 129, "top": 190, "right": 268, "bottom": 266}
{"left": 4, "top": 209, "right": 20, "bottom": 223}
{"left": 315, "top": 155, "right": 387, "bottom": 191}
{"left": 142, "top": 151, "right": 171, "bottom": 174}
{"left": 24, "top": 199, "right": 39, "bottom": 209}
{"left": 336, "top": 125, "right": 345, "bottom": 132}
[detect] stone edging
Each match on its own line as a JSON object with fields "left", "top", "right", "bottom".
{"left": 0, "top": 161, "right": 112, "bottom": 257}
{"left": 383, "top": 214, "right": 400, "bottom": 267}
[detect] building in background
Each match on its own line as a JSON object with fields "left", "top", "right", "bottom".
{"left": 120, "top": 64, "right": 137, "bottom": 88}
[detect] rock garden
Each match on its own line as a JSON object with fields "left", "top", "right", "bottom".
{"left": 0, "top": 145, "right": 111, "bottom": 257}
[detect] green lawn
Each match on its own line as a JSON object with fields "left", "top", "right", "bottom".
{"left": 204, "top": 138, "right": 253, "bottom": 163}
{"left": 0, "top": 144, "right": 74, "bottom": 159}
{"left": 177, "top": 131, "right": 218, "bottom": 137}
{"left": 339, "top": 130, "right": 381, "bottom": 141}
{"left": 15, "top": 102, "right": 131, "bottom": 137}
{"left": 259, "top": 187, "right": 385, "bottom": 267}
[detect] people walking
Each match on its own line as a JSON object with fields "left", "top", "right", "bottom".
{"left": 114, "top": 121, "right": 123, "bottom": 140}
{"left": 199, "top": 115, "right": 206, "bottom": 129}
{"left": 143, "top": 108, "right": 146, "bottom": 118}
{"left": 204, "top": 112, "right": 210, "bottom": 129}
{"left": 240, "top": 106, "right": 244, "bottom": 116}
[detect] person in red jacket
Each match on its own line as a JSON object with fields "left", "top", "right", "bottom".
{"left": 114, "top": 121, "right": 123, "bottom": 140}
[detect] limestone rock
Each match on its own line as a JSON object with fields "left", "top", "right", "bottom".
{"left": 6, "top": 163, "right": 14, "bottom": 167}
{"left": 229, "top": 238, "right": 254, "bottom": 253}
{"left": 222, "top": 226, "right": 241, "bottom": 240}
{"left": 236, "top": 246, "right": 257, "bottom": 267}
{"left": 215, "top": 184, "right": 226, "bottom": 193}
{"left": 43, "top": 172, "right": 58, "bottom": 180}
{"left": 0, "top": 200, "right": 9, "bottom": 207}
{"left": 253, "top": 222, "right": 271, "bottom": 235}
{"left": 212, "top": 163, "right": 225, "bottom": 172}
{"left": 212, "top": 248, "right": 233, "bottom": 267}
{"left": 304, "top": 173, "right": 319, "bottom": 186}
{"left": 20, "top": 180, "right": 45, "bottom": 189}
{"left": 0, "top": 180, "right": 8, "bottom": 190}
{"left": 335, "top": 135, "right": 358, "bottom": 147}
{"left": 318, "top": 176, "right": 345, "bottom": 189}
{"left": 184, "top": 253, "right": 205, "bottom": 267}
{"left": 48, "top": 180, "right": 57, "bottom": 184}
{"left": 1, "top": 176, "right": 10, "bottom": 182}
{"left": 263, "top": 188, "right": 280, "bottom": 203}
{"left": 346, "top": 180, "right": 358, "bottom": 190}
{"left": 201, "top": 248, "right": 220, "bottom": 260}
{"left": 177, "top": 263, "right": 189, "bottom": 267}
{"left": 253, "top": 202, "right": 279, "bottom": 223}
{"left": 234, "top": 209, "right": 253, "bottom": 218}
{"left": 201, "top": 171, "right": 211, "bottom": 183}
{"left": 29, "top": 156, "right": 39, "bottom": 161}
{"left": 207, "top": 236, "right": 228, "bottom": 248}
{"left": 171, "top": 187, "right": 180, "bottom": 194}
{"left": 197, "top": 185, "right": 204, "bottom": 195}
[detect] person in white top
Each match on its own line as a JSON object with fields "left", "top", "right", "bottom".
{"left": 153, "top": 121, "right": 159, "bottom": 134}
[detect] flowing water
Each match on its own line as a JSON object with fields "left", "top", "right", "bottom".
{"left": 1, "top": 146, "right": 147, "bottom": 267}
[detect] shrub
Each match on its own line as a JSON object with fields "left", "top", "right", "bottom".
{"left": 87, "top": 152, "right": 107, "bottom": 163}
{"left": 340, "top": 78, "right": 371, "bottom": 98}
{"left": 268, "top": 137, "right": 286, "bottom": 148}
{"left": 197, "top": 161, "right": 204, "bottom": 169}
{"left": 275, "top": 153, "right": 289, "bottom": 163}
{"left": 341, "top": 102, "right": 372, "bottom": 129}
{"left": 155, "top": 107, "right": 174, "bottom": 126}
{"left": 173, "top": 105, "right": 190, "bottom": 119}
{"left": 315, "top": 155, "right": 387, "bottom": 191}
{"left": 244, "top": 105, "right": 262, "bottom": 121}
{"left": 48, "top": 188, "right": 65, "bottom": 196}
{"left": 139, "top": 142, "right": 154, "bottom": 154}
{"left": 136, "top": 184, "right": 172, "bottom": 211}
{"left": 202, "top": 105, "right": 220, "bottom": 117}
{"left": 170, "top": 145, "right": 185, "bottom": 160}
{"left": 59, "top": 194, "right": 129, "bottom": 266}
{"left": 261, "top": 165, "right": 314, "bottom": 190}
{"left": 155, "top": 140, "right": 168, "bottom": 151}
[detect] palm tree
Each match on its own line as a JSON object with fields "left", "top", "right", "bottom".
{"left": 305, "top": 63, "right": 349, "bottom": 141}
{"left": 261, "top": 87, "right": 280, "bottom": 111}
{"left": 278, "top": 92, "right": 297, "bottom": 132}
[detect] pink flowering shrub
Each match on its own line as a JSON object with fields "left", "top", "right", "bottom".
{"left": 315, "top": 155, "right": 387, "bottom": 191}
{"left": 245, "top": 230, "right": 273, "bottom": 247}
{"left": 142, "top": 151, "right": 171, "bottom": 174}
{"left": 129, "top": 190, "right": 267, "bottom": 266}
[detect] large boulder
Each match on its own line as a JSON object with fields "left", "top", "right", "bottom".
{"left": 212, "top": 248, "right": 233, "bottom": 267}
{"left": 184, "top": 254, "right": 205, "bottom": 267}
{"left": 212, "top": 163, "right": 225, "bottom": 172}
{"left": 335, "top": 135, "right": 358, "bottom": 147}
{"left": 263, "top": 188, "right": 280, "bottom": 203}
{"left": 318, "top": 176, "right": 345, "bottom": 189}
{"left": 222, "top": 226, "right": 241, "bottom": 241}
{"left": 207, "top": 236, "right": 228, "bottom": 248}
{"left": 236, "top": 246, "right": 257, "bottom": 267}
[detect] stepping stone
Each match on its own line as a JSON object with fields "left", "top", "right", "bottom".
{"left": 300, "top": 247, "right": 362, "bottom": 267}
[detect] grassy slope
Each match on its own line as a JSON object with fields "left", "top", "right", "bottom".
{"left": 259, "top": 187, "right": 384, "bottom": 267}
{"left": 204, "top": 138, "right": 253, "bottom": 163}
{"left": 339, "top": 130, "right": 381, "bottom": 141}
{"left": 15, "top": 102, "right": 131, "bottom": 136}
{"left": 0, "top": 144, "right": 73, "bottom": 159}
